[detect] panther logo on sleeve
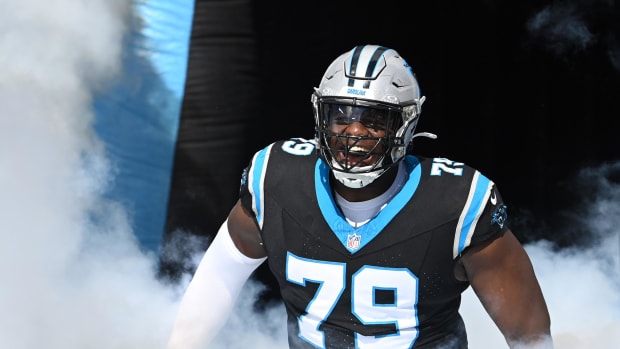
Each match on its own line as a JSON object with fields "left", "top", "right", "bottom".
{"left": 491, "top": 204, "right": 507, "bottom": 229}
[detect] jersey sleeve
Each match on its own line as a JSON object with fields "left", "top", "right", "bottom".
{"left": 238, "top": 142, "right": 277, "bottom": 229}
{"left": 463, "top": 182, "right": 509, "bottom": 252}
{"left": 450, "top": 166, "right": 511, "bottom": 258}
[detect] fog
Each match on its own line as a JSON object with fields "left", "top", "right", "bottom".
{"left": 1, "top": 1, "right": 618, "bottom": 348}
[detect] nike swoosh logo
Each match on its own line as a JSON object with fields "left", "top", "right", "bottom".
{"left": 490, "top": 192, "right": 497, "bottom": 205}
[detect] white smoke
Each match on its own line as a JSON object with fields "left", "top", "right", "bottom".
{"left": 0, "top": 1, "right": 178, "bottom": 348}
{"left": 526, "top": 0, "right": 620, "bottom": 71}
{"left": 1, "top": 1, "right": 618, "bottom": 349}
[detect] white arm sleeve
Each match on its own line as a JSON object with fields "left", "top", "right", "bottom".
{"left": 166, "top": 219, "right": 267, "bottom": 349}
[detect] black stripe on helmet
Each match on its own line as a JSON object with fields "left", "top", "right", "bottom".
{"left": 347, "top": 46, "right": 364, "bottom": 87}
{"left": 347, "top": 45, "right": 389, "bottom": 88}
{"left": 363, "top": 46, "right": 388, "bottom": 88}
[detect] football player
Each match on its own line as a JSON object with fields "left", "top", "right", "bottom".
{"left": 167, "top": 45, "right": 553, "bottom": 349}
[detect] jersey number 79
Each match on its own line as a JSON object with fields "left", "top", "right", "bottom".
{"left": 286, "top": 252, "right": 420, "bottom": 348}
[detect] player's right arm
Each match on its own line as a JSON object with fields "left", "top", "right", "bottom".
{"left": 166, "top": 200, "right": 266, "bottom": 349}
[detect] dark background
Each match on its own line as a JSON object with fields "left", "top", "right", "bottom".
{"left": 159, "top": 0, "right": 620, "bottom": 302}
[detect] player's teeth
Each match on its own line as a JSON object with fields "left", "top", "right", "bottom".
{"left": 350, "top": 146, "right": 367, "bottom": 152}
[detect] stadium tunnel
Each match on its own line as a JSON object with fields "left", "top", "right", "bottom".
{"left": 155, "top": 0, "right": 280, "bottom": 304}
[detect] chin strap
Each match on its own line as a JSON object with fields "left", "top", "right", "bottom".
{"left": 332, "top": 168, "right": 383, "bottom": 188}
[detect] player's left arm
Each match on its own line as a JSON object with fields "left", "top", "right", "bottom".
{"left": 460, "top": 229, "right": 554, "bottom": 348}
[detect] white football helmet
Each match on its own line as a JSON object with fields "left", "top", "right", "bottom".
{"left": 312, "top": 45, "right": 435, "bottom": 188}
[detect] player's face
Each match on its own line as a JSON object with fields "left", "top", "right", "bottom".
{"left": 325, "top": 104, "right": 390, "bottom": 169}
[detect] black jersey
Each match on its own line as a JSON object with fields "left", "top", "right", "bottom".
{"left": 239, "top": 138, "right": 509, "bottom": 349}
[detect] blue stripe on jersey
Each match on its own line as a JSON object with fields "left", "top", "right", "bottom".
{"left": 455, "top": 172, "right": 491, "bottom": 256}
{"left": 249, "top": 144, "right": 272, "bottom": 229}
{"left": 316, "top": 156, "right": 422, "bottom": 254}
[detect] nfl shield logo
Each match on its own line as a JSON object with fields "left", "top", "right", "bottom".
{"left": 347, "top": 233, "right": 361, "bottom": 250}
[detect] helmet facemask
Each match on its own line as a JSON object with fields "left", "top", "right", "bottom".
{"left": 313, "top": 95, "right": 417, "bottom": 188}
